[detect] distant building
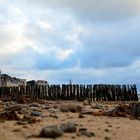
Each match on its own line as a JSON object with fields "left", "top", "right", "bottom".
{"left": 0, "top": 74, "right": 26, "bottom": 87}
{"left": 36, "top": 80, "right": 49, "bottom": 86}
{"left": 27, "top": 80, "right": 49, "bottom": 86}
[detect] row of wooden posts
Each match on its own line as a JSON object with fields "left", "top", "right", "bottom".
{"left": 0, "top": 84, "right": 138, "bottom": 101}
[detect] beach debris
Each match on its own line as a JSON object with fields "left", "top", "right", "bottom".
{"left": 104, "top": 104, "right": 133, "bottom": 118}
{"left": 40, "top": 125, "right": 64, "bottom": 138}
{"left": 0, "top": 110, "right": 20, "bottom": 121}
{"left": 4, "top": 104, "right": 22, "bottom": 112}
{"left": 16, "top": 95, "right": 32, "bottom": 104}
{"left": 22, "top": 115, "right": 38, "bottom": 124}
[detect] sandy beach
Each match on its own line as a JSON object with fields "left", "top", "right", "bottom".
{"left": 0, "top": 100, "right": 140, "bottom": 140}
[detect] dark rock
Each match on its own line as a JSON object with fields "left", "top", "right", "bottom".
{"left": 40, "top": 125, "right": 63, "bottom": 138}
{"left": 31, "top": 111, "right": 42, "bottom": 117}
{"left": 60, "top": 122, "right": 77, "bottom": 133}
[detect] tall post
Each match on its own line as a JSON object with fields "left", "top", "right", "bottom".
{"left": 0, "top": 69, "right": 1, "bottom": 87}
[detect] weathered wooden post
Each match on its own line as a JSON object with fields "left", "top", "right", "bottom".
{"left": 76, "top": 84, "right": 79, "bottom": 101}
{"left": 72, "top": 84, "right": 76, "bottom": 100}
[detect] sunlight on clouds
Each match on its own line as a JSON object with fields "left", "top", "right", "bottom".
{"left": 65, "top": 24, "right": 86, "bottom": 46}
{"left": 38, "top": 20, "right": 53, "bottom": 31}
{"left": 10, "top": 6, "right": 23, "bottom": 15}
{"left": 57, "top": 49, "right": 74, "bottom": 61}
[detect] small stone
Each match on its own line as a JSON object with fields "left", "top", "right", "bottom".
{"left": 104, "top": 136, "right": 111, "bottom": 140}
{"left": 79, "top": 128, "right": 87, "bottom": 131}
{"left": 30, "top": 103, "right": 40, "bottom": 107}
{"left": 13, "top": 128, "right": 21, "bottom": 132}
{"left": 104, "top": 129, "right": 110, "bottom": 132}
{"left": 31, "top": 111, "right": 42, "bottom": 117}
{"left": 108, "top": 125, "right": 112, "bottom": 127}
{"left": 60, "top": 122, "right": 77, "bottom": 133}
{"left": 40, "top": 125, "right": 63, "bottom": 138}
{"left": 79, "top": 129, "right": 95, "bottom": 137}
{"left": 71, "top": 136, "right": 75, "bottom": 139}
{"left": 79, "top": 114, "right": 85, "bottom": 118}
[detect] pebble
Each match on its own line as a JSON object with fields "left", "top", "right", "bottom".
{"left": 104, "top": 136, "right": 111, "bottom": 140}
{"left": 79, "top": 128, "right": 95, "bottom": 137}
{"left": 31, "top": 111, "right": 42, "bottom": 117}
{"left": 104, "top": 128, "right": 110, "bottom": 132}
{"left": 30, "top": 103, "right": 40, "bottom": 107}
{"left": 60, "top": 122, "right": 77, "bottom": 133}
{"left": 40, "top": 125, "right": 63, "bottom": 138}
{"left": 79, "top": 114, "right": 85, "bottom": 118}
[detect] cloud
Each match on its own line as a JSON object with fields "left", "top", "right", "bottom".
{"left": 0, "top": 0, "right": 140, "bottom": 91}
{"left": 28, "top": 0, "right": 140, "bottom": 21}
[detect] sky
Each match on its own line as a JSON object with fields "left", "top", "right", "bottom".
{"left": 0, "top": 0, "right": 140, "bottom": 90}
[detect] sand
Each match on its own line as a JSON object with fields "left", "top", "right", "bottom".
{"left": 0, "top": 100, "right": 140, "bottom": 140}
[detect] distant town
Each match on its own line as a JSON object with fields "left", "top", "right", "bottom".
{"left": 0, "top": 70, "right": 48, "bottom": 87}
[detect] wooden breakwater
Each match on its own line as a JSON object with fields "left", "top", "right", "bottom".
{"left": 0, "top": 84, "right": 138, "bottom": 101}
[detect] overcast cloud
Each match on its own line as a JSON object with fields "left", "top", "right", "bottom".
{"left": 0, "top": 0, "right": 140, "bottom": 90}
